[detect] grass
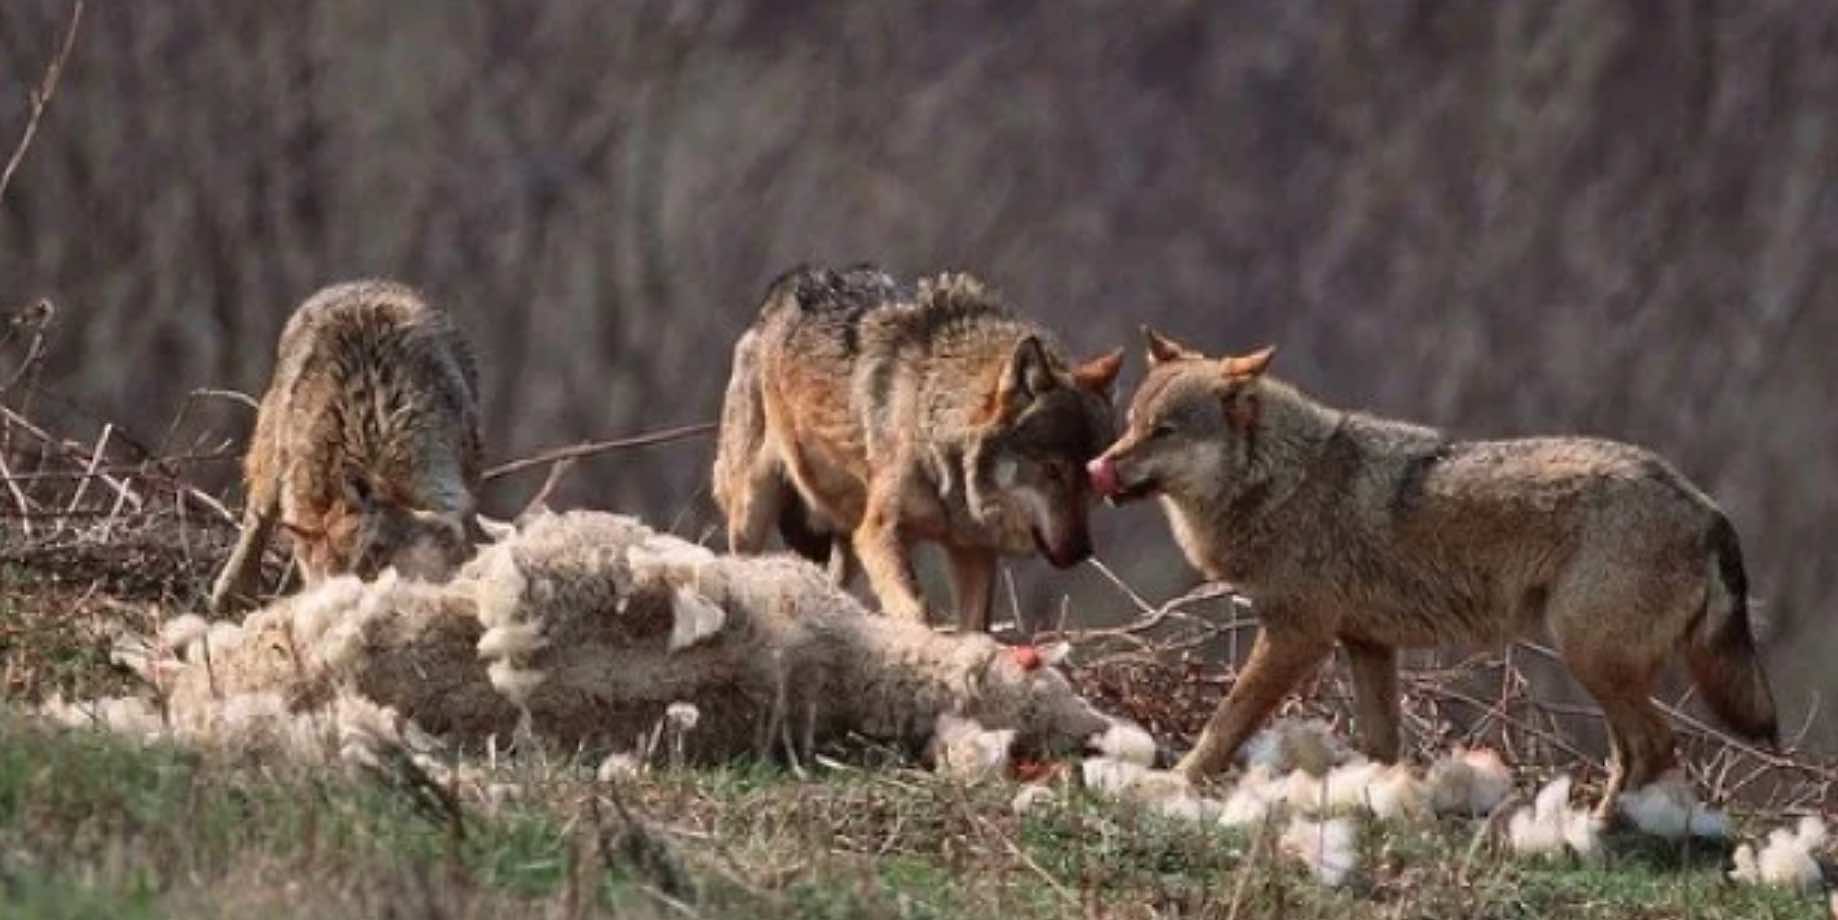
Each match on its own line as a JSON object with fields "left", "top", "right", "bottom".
{"left": 0, "top": 714, "right": 1824, "bottom": 919}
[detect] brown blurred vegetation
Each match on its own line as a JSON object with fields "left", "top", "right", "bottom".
{"left": 3, "top": 3, "right": 1835, "bottom": 745}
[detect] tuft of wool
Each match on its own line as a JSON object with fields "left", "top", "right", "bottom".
{"left": 1427, "top": 746, "right": 1514, "bottom": 816}
{"left": 1012, "top": 784, "right": 1057, "bottom": 816}
{"left": 159, "top": 614, "right": 211, "bottom": 653}
{"left": 1617, "top": 770, "right": 1729, "bottom": 840}
{"left": 1242, "top": 718, "right": 1350, "bottom": 777}
{"left": 1280, "top": 816, "right": 1360, "bottom": 887}
{"left": 1506, "top": 775, "right": 1600, "bottom": 862}
{"left": 1092, "top": 722, "right": 1158, "bottom": 767}
{"left": 1219, "top": 766, "right": 1286, "bottom": 829}
{"left": 666, "top": 586, "right": 727, "bottom": 652}
{"left": 597, "top": 752, "right": 642, "bottom": 783}
{"left": 932, "top": 713, "right": 1016, "bottom": 784}
{"left": 1729, "top": 815, "right": 1827, "bottom": 892}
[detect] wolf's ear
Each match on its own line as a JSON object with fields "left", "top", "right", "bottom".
{"left": 994, "top": 335, "right": 1057, "bottom": 416}
{"left": 1142, "top": 326, "right": 1200, "bottom": 366}
{"left": 1071, "top": 348, "right": 1124, "bottom": 396}
{"left": 1220, "top": 345, "right": 1276, "bottom": 379}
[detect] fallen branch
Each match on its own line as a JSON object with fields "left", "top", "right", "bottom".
{"left": 482, "top": 421, "right": 716, "bottom": 482}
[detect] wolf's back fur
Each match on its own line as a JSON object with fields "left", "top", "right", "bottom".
{"left": 209, "top": 280, "right": 484, "bottom": 613}
{"left": 713, "top": 265, "right": 1120, "bottom": 627}
{"left": 1094, "top": 333, "right": 1778, "bottom": 815}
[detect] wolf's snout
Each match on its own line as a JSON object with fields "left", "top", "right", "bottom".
{"left": 1087, "top": 456, "right": 1120, "bottom": 497}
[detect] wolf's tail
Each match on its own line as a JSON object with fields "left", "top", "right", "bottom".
{"left": 1683, "top": 513, "right": 1779, "bottom": 745}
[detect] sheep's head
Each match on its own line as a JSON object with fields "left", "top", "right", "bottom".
{"left": 960, "top": 642, "right": 1157, "bottom": 764}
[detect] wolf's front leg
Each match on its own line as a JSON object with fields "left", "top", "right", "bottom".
{"left": 1174, "top": 625, "right": 1333, "bottom": 780}
{"left": 945, "top": 546, "right": 997, "bottom": 633}
{"left": 210, "top": 491, "right": 279, "bottom": 614}
{"left": 854, "top": 479, "right": 929, "bottom": 622}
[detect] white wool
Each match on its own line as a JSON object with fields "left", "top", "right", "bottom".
{"left": 1012, "top": 785, "right": 1057, "bottom": 816}
{"left": 199, "top": 621, "right": 246, "bottom": 662}
{"left": 1219, "top": 766, "right": 1286, "bottom": 829}
{"left": 39, "top": 694, "right": 166, "bottom": 740}
{"left": 1150, "top": 793, "right": 1223, "bottom": 825}
{"left": 486, "top": 659, "right": 548, "bottom": 709}
{"left": 1280, "top": 816, "right": 1360, "bottom": 887}
{"left": 1090, "top": 722, "right": 1157, "bottom": 767}
{"left": 1242, "top": 718, "right": 1349, "bottom": 777}
{"left": 1509, "top": 775, "right": 1582, "bottom": 858}
{"left": 476, "top": 620, "right": 546, "bottom": 660}
{"left": 1365, "top": 764, "right": 1431, "bottom": 822}
{"left": 286, "top": 576, "right": 371, "bottom": 652}
{"left": 625, "top": 537, "right": 718, "bottom": 585}
{"left": 472, "top": 544, "right": 528, "bottom": 631}
{"left": 1730, "top": 816, "right": 1828, "bottom": 892}
{"left": 159, "top": 614, "right": 210, "bottom": 652}
{"left": 1081, "top": 757, "right": 1152, "bottom": 798}
{"left": 664, "top": 701, "right": 701, "bottom": 731}
{"left": 597, "top": 752, "right": 642, "bottom": 782}
{"left": 1427, "top": 746, "right": 1513, "bottom": 816}
{"left": 932, "top": 713, "right": 1016, "bottom": 783}
{"left": 667, "top": 586, "right": 727, "bottom": 652}
{"left": 1616, "top": 772, "right": 1729, "bottom": 840}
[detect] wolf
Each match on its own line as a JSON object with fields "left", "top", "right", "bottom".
{"left": 1087, "top": 328, "right": 1778, "bottom": 817}
{"left": 713, "top": 265, "right": 1123, "bottom": 630}
{"left": 208, "top": 280, "right": 486, "bottom": 614}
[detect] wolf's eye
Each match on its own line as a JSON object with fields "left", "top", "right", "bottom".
{"left": 1151, "top": 422, "right": 1176, "bottom": 439}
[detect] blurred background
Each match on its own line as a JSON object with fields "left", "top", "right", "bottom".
{"left": 3, "top": 2, "right": 1834, "bottom": 747}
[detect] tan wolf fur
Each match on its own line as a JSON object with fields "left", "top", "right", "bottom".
{"left": 1088, "top": 329, "right": 1778, "bottom": 817}
{"left": 208, "top": 280, "right": 486, "bottom": 613}
{"left": 714, "top": 265, "right": 1123, "bottom": 630}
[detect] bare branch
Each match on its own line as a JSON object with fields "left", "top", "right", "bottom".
{"left": 482, "top": 421, "right": 716, "bottom": 482}
{"left": 0, "top": 0, "right": 85, "bottom": 203}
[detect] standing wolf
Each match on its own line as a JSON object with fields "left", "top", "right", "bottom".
{"left": 1087, "top": 329, "right": 1777, "bottom": 817}
{"left": 713, "top": 265, "right": 1123, "bottom": 630}
{"left": 209, "top": 280, "right": 486, "bottom": 614}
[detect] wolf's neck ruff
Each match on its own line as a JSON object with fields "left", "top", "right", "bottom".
{"left": 1222, "top": 406, "right": 1351, "bottom": 530}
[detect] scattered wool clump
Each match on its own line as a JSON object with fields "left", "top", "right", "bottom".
{"left": 932, "top": 713, "right": 1017, "bottom": 783}
{"left": 1091, "top": 721, "right": 1158, "bottom": 767}
{"left": 1011, "top": 784, "right": 1058, "bottom": 816}
{"left": 1729, "top": 816, "right": 1828, "bottom": 892}
{"left": 1279, "top": 816, "right": 1360, "bottom": 887}
{"left": 597, "top": 752, "right": 642, "bottom": 782}
{"left": 1506, "top": 775, "right": 1603, "bottom": 863}
{"left": 1080, "top": 757, "right": 1221, "bottom": 825}
{"left": 1427, "top": 746, "right": 1514, "bottom": 816}
{"left": 1281, "top": 759, "right": 1431, "bottom": 821}
{"left": 1242, "top": 718, "right": 1352, "bottom": 777}
{"left": 1616, "top": 770, "right": 1729, "bottom": 840}
{"left": 1218, "top": 766, "right": 1286, "bottom": 829}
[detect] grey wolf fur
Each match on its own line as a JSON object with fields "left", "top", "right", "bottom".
{"left": 1088, "top": 329, "right": 1777, "bottom": 817}
{"left": 713, "top": 265, "right": 1123, "bottom": 630}
{"left": 209, "top": 280, "right": 485, "bottom": 613}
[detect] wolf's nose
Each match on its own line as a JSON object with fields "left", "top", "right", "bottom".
{"left": 1087, "top": 456, "right": 1119, "bottom": 496}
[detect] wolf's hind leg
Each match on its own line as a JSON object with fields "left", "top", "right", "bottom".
{"left": 1343, "top": 637, "right": 1402, "bottom": 762}
{"left": 1561, "top": 641, "right": 1676, "bottom": 820}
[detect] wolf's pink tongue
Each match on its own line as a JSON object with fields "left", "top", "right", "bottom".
{"left": 1087, "top": 457, "right": 1119, "bottom": 496}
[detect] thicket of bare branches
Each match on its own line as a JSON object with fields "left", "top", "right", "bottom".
{"left": 2, "top": 2, "right": 1835, "bottom": 747}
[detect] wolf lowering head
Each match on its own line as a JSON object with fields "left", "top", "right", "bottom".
{"left": 210, "top": 280, "right": 487, "bottom": 614}
{"left": 713, "top": 266, "right": 1122, "bottom": 630}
